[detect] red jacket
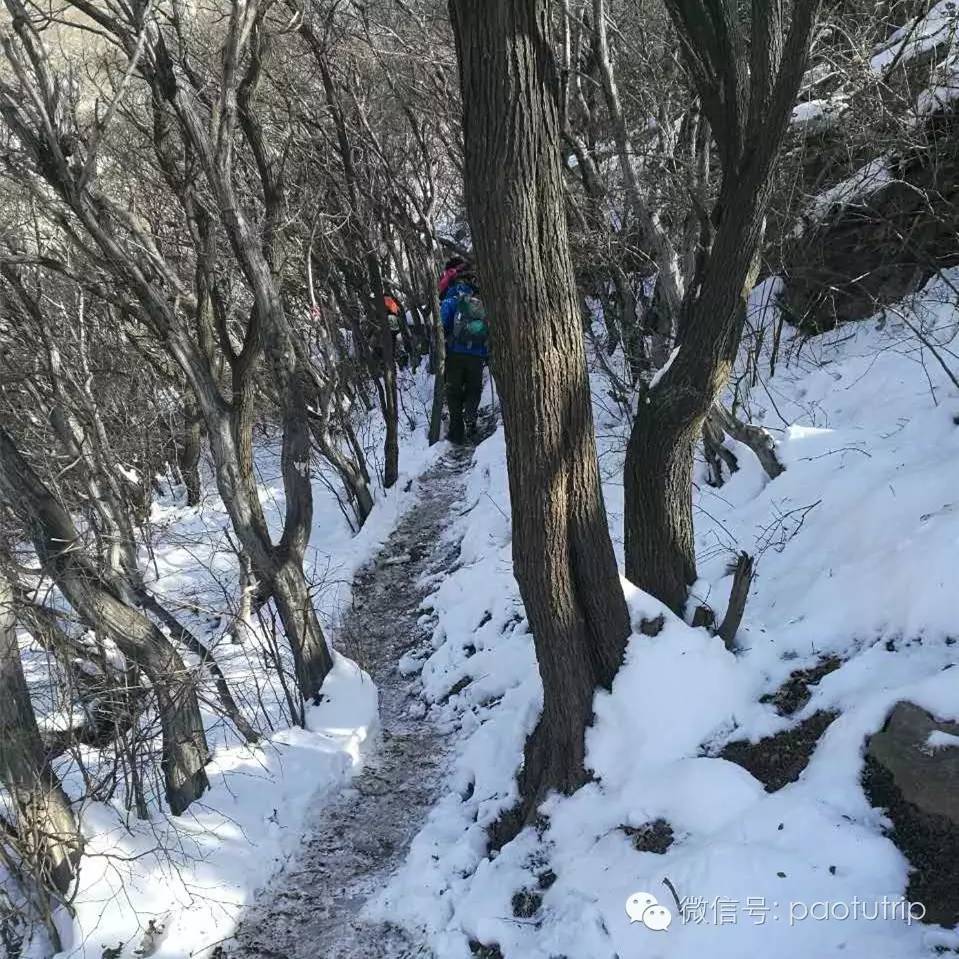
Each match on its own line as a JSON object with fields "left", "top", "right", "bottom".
{"left": 438, "top": 265, "right": 464, "bottom": 298}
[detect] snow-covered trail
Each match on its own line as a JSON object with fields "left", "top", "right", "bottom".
{"left": 227, "top": 447, "right": 474, "bottom": 959}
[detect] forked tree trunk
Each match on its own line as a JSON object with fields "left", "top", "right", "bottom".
{"left": 311, "top": 422, "right": 375, "bottom": 529}
{"left": 624, "top": 188, "right": 766, "bottom": 613}
{"left": 205, "top": 413, "right": 334, "bottom": 701}
{"left": 450, "top": 0, "right": 631, "bottom": 835}
{"left": 152, "top": 33, "right": 336, "bottom": 702}
{"left": 622, "top": 0, "right": 820, "bottom": 613}
{"left": 275, "top": 365, "right": 335, "bottom": 694}
{"left": 624, "top": 408, "right": 700, "bottom": 614}
{"left": 0, "top": 428, "right": 210, "bottom": 815}
{"left": 0, "top": 573, "right": 82, "bottom": 897}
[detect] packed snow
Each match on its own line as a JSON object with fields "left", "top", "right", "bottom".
{"left": 925, "top": 730, "right": 959, "bottom": 751}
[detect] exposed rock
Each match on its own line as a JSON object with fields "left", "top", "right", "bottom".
{"left": 781, "top": 108, "right": 959, "bottom": 332}
{"left": 468, "top": 941, "right": 504, "bottom": 959}
{"left": 863, "top": 701, "right": 959, "bottom": 927}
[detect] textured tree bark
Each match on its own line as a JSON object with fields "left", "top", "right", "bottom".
{"left": 625, "top": 402, "right": 701, "bottom": 615}
{"left": 624, "top": 188, "right": 765, "bottom": 612}
{"left": 177, "top": 395, "right": 203, "bottom": 507}
{"left": 0, "top": 428, "right": 210, "bottom": 815}
{"left": 205, "top": 413, "right": 334, "bottom": 701}
{"left": 718, "top": 552, "right": 754, "bottom": 650}
{"left": 450, "top": 0, "right": 631, "bottom": 835}
{"left": 0, "top": 573, "right": 82, "bottom": 897}
{"left": 623, "top": 0, "right": 820, "bottom": 613}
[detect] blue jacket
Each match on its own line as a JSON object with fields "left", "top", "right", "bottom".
{"left": 441, "top": 281, "right": 489, "bottom": 359}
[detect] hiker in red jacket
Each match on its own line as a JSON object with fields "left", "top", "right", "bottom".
{"left": 438, "top": 256, "right": 466, "bottom": 299}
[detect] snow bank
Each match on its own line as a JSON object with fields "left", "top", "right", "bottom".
{"left": 871, "top": 1, "right": 959, "bottom": 73}
{"left": 10, "top": 369, "right": 448, "bottom": 958}
{"left": 871, "top": 1, "right": 959, "bottom": 117}
{"left": 57, "top": 653, "right": 377, "bottom": 959}
{"left": 375, "top": 273, "right": 959, "bottom": 957}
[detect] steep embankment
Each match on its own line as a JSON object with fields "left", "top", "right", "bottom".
{"left": 369, "top": 273, "right": 959, "bottom": 959}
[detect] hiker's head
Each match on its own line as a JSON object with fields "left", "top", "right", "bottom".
{"left": 443, "top": 255, "right": 466, "bottom": 273}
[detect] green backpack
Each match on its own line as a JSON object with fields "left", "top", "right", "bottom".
{"left": 451, "top": 293, "right": 489, "bottom": 350}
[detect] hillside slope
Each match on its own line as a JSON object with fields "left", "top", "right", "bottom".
{"left": 372, "top": 272, "right": 959, "bottom": 958}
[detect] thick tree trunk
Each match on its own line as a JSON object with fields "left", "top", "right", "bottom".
{"left": 274, "top": 371, "right": 335, "bottom": 696}
{"left": 0, "top": 428, "right": 210, "bottom": 815}
{"left": 450, "top": 0, "right": 631, "bottom": 832}
{"left": 272, "top": 560, "right": 330, "bottom": 703}
{"left": 201, "top": 401, "right": 333, "bottom": 704}
{"left": 0, "top": 573, "right": 82, "bottom": 897}
{"left": 624, "top": 403, "right": 700, "bottom": 615}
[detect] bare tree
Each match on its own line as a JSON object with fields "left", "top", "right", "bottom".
{"left": 0, "top": 572, "right": 82, "bottom": 908}
{"left": 623, "top": 0, "right": 821, "bottom": 613}
{"left": 0, "top": 0, "right": 335, "bottom": 699}
{"left": 0, "top": 427, "right": 210, "bottom": 814}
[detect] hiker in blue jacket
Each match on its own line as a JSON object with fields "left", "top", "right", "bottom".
{"left": 440, "top": 265, "right": 489, "bottom": 444}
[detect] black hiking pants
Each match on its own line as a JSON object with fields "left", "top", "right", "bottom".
{"left": 445, "top": 352, "right": 485, "bottom": 443}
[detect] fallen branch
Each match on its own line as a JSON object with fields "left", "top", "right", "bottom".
{"left": 708, "top": 402, "right": 785, "bottom": 481}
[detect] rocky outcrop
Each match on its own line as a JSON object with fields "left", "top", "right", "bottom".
{"left": 781, "top": 108, "right": 959, "bottom": 332}
{"left": 863, "top": 700, "right": 959, "bottom": 927}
